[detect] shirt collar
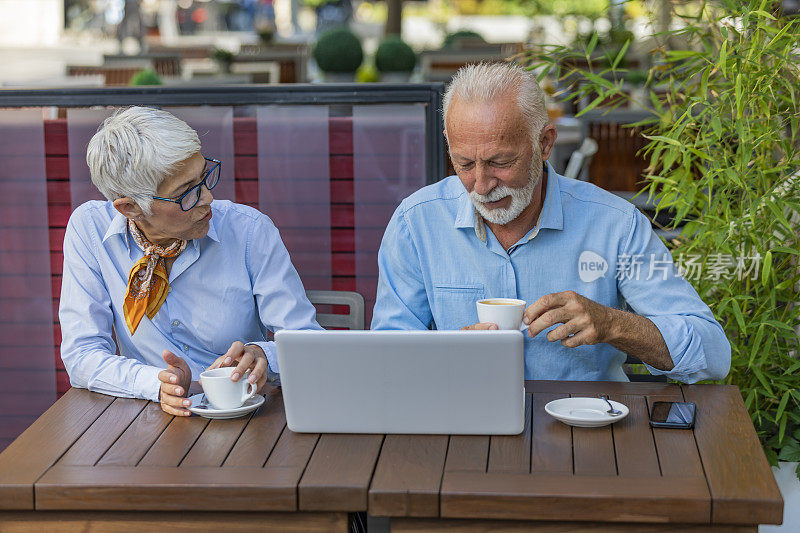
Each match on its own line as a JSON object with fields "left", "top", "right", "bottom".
{"left": 101, "top": 206, "right": 221, "bottom": 250}
{"left": 538, "top": 161, "right": 564, "bottom": 232}
{"left": 206, "top": 211, "right": 220, "bottom": 242}
{"left": 102, "top": 210, "right": 130, "bottom": 249}
{"left": 454, "top": 161, "right": 565, "bottom": 242}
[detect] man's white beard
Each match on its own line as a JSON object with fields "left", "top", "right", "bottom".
{"left": 469, "top": 159, "right": 542, "bottom": 226}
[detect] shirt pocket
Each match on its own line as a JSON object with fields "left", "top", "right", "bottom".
{"left": 431, "top": 283, "right": 486, "bottom": 330}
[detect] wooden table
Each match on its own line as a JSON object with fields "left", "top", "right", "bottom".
{"left": 0, "top": 381, "right": 782, "bottom": 532}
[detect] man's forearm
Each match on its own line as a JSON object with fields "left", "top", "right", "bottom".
{"left": 604, "top": 308, "right": 674, "bottom": 371}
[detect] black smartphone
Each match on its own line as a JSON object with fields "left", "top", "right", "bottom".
{"left": 649, "top": 401, "right": 696, "bottom": 429}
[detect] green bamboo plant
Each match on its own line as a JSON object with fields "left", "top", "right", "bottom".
{"left": 524, "top": 0, "right": 800, "bottom": 475}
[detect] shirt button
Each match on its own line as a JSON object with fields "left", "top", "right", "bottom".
{"left": 183, "top": 344, "right": 189, "bottom": 351}
{"left": 172, "top": 320, "right": 180, "bottom": 327}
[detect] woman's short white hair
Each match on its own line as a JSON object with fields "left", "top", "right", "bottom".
{"left": 443, "top": 62, "right": 548, "bottom": 145}
{"left": 87, "top": 106, "right": 201, "bottom": 215}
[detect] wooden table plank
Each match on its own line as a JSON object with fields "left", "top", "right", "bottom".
{"left": 528, "top": 381, "right": 680, "bottom": 396}
{"left": 58, "top": 398, "right": 148, "bottom": 466}
{"left": 138, "top": 416, "right": 210, "bottom": 467}
{"left": 683, "top": 384, "right": 783, "bottom": 525}
{"left": 96, "top": 402, "right": 172, "bottom": 466}
{"left": 570, "top": 393, "right": 616, "bottom": 476}
{"left": 610, "top": 394, "right": 660, "bottom": 477}
{"left": 444, "top": 436, "right": 488, "bottom": 473}
{"left": 0, "top": 388, "right": 114, "bottom": 510}
{"left": 369, "top": 435, "right": 449, "bottom": 517}
{"left": 531, "top": 392, "right": 572, "bottom": 474}
{"left": 35, "top": 465, "right": 299, "bottom": 511}
{"left": 440, "top": 472, "right": 711, "bottom": 523}
{"left": 224, "top": 386, "right": 285, "bottom": 467}
{"left": 392, "top": 518, "right": 756, "bottom": 532}
{"left": 645, "top": 391, "right": 705, "bottom": 479}
{"left": 299, "top": 434, "right": 384, "bottom": 511}
{"left": 0, "top": 511, "right": 349, "bottom": 533}
{"left": 180, "top": 414, "right": 254, "bottom": 467}
{"left": 264, "top": 427, "right": 320, "bottom": 470}
{"left": 487, "top": 393, "right": 531, "bottom": 473}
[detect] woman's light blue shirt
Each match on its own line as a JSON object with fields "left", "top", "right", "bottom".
{"left": 59, "top": 200, "right": 321, "bottom": 401}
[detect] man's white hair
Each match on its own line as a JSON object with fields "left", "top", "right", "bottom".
{"left": 87, "top": 106, "right": 201, "bottom": 215}
{"left": 442, "top": 62, "right": 548, "bottom": 143}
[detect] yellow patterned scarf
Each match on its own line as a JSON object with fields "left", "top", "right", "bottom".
{"left": 123, "top": 220, "right": 187, "bottom": 335}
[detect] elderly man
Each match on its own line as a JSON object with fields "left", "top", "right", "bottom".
{"left": 372, "top": 63, "right": 730, "bottom": 383}
{"left": 60, "top": 106, "right": 321, "bottom": 416}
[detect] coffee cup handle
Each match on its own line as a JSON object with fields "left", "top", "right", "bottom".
{"left": 242, "top": 381, "right": 258, "bottom": 403}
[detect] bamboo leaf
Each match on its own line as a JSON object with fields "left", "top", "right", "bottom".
{"left": 767, "top": 23, "right": 791, "bottom": 49}
{"left": 575, "top": 92, "right": 609, "bottom": 117}
{"left": 761, "top": 250, "right": 772, "bottom": 286}
{"left": 643, "top": 134, "right": 682, "bottom": 147}
{"left": 752, "top": 366, "right": 774, "bottom": 397}
{"left": 666, "top": 50, "right": 701, "bottom": 59}
{"left": 731, "top": 299, "right": 747, "bottom": 332}
{"left": 778, "top": 415, "right": 788, "bottom": 444}
{"left": 753, "top": 10, "right": 776, "bottom": 20}
{"left": 687, "top": 147, "right": 711, "bottom": 160}
{"left": 771, "top": 246, "right": 799, "bottom": 255}
{"left": 735, "top": 73, "right": 743, "bottom": 119}
{"left": 582, "top": 70, "right": 617, "bottom": 92}
{"left": 586, "top": 31, "right": 599, "bottom": 57}
{"left": 612, "top": 39, "right": 631, "bottom": 69}
{"left": 719, "top": 39, "right": 728, "bottom": 77}
{"left": 710, "top": 116, "right": 723, "bottom": 136}
{"left": 749, "top": 323, "right": 766, "bottom": 365}
{"left": 776, "top": 390, "right": 791, "bottom": 425}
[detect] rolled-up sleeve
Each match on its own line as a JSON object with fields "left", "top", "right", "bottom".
{"left": 246, "top": 214, "right": 321, "bottom": 374}
{"left": 371, "top": 206, "right": 432, "bottom": 330}
{"left": 59, "top": 208, "right": 162, "bottom": 401}
{"left": 617, "top": 208, "right": 731, "bottom": 383}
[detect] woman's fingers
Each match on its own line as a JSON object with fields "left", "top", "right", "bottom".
{"left": 160, "top": 402, "right": 191, "bottom": 417}
{"left": 159, "top": 387, "right": 191, "bottom": 416}
{"left": 158, "top": 369, "right": 178, "bottom": 385}
{"left": 160, "top": 380, "right": 185, "bottom": 398}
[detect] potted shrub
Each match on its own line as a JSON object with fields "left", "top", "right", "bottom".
{"left": 211, "top": 47, "right": 235, "bottom": 74}
{"left": 442, "top": 30, "right": 485, "bottom": 48}
{"left": 129, "top": 69, "right": 162, "bottom": 86}
{"left": 375, "top": 36, "right": 416, "bottom": 82}
{"left": 313, "top": 27, "right": 363, "bottom": 82}
{"left": 526, "top": 0, "right": 800, "bottom": 485}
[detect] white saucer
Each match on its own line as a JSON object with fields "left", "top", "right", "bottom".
{"left": 544, "top": 397, "right": 629, "bottom": 427}
{"left": 187, "top": 393, "right": 265, "bottom": 419}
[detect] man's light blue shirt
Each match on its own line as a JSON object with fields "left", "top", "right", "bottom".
{"left": 372, "top": 165, "right": 731, "bottom": 383}
{"left": 59, "top": 200, "right": 321, "bottom": 402}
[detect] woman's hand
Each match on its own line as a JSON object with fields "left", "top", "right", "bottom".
{"left": 206, "top": 341, "right": 269, "bottom": 393}
{"left": 157, "top": 350, "right": 193, "bottom": 416}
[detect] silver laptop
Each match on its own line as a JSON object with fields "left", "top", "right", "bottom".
{"left": 275, "top": 330, "right": 524, "bottom": 435}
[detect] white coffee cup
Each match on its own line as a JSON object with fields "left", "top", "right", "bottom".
{"left": 200, "top": 367, "right": 258, "bottom": 410}
{"left": 476, "top": 298, "right": 527, "bottom": 330}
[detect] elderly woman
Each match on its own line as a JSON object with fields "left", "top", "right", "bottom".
{"left": 59, "top": 106, "right": 321, "bottom": 416}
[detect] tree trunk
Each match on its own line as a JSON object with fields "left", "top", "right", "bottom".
{"left": 386, "top": 0, "right": 402, "bottom": 36}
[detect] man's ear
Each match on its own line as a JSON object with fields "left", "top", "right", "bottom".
{"left": 112, "top": 197, "right": 144, "bottom": 220}
{"left": 539, "top": 123, "right": 558, "bottom": 161}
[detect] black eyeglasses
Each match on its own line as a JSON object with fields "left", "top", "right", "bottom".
{"left": 152, "top": 157, "right": 221, "bottom": 211}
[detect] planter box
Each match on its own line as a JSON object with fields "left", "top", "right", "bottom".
{"left": 761, "top": 462, "right": 799, "bottom": 531}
